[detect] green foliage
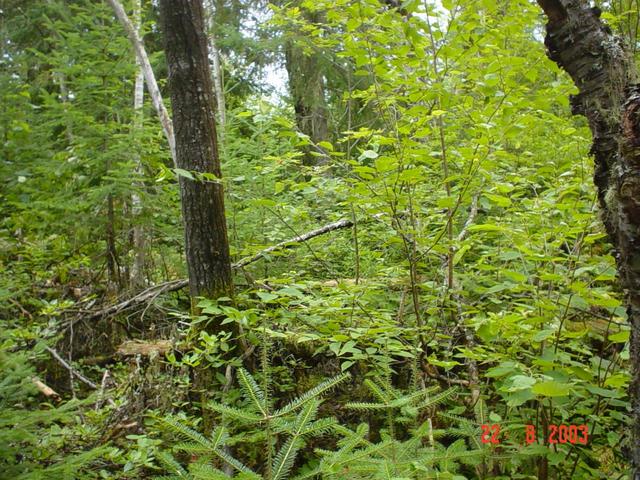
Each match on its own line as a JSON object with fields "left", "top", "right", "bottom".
{"left": 299, "top": 379, "right": 479, "bottom": 479}
{"left": 0, "top": 338, "right": 113, "bottom": 479}
{"left": 0, "top": 0, "right": 634, "bottom": 478}
{"left": 152, "top": 368, "right": 349, "bottom": 479}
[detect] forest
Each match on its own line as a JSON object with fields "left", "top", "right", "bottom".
{"left": 2, "top": 0, "right": 640, "bottom": 478}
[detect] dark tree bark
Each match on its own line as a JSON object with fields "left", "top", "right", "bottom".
{"left": 536, "top": 1, "right": 640, "bottom": 476}
{"left": 284, "top": 6, "right": 330, "bottom": 166}
{"left": 158, "top": 0, "right": 233, "bottom": 302}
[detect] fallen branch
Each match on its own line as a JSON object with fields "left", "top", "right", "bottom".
{"left": 234, "top": 218, "right": 354, "bottom": 268}
{"left": 32, "top": 377, "right": 60, "bottom": 400}
{"left": 81, "top": 218, "right": 355, "bottom": 320}
{"left": 45, "top": 346, "right": 98, "bottom": 390}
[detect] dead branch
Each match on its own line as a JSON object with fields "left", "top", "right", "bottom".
{"left": 32, "top": 377, "right": 60, "bottom": 400}
{"left": 45, "top": 346, "right": 98, "bottom": 390}
{"left": 96, "top": 370, "right": 110, "bottom": 410}
{"left": 80, "top": 217, "right": 355, "bottom": 320}
{"left": 235, "top": 218, "right": 353, "bottom": 268}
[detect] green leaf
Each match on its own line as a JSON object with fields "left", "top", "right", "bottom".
{"left": 485, "top": 362, "right": 518, "bottom": 378}
{"left": 506, "top": 375, "right": 536, "bottom": 391}
{"left": 608, "top": 330, "right": 629, "bottom": 343}
{"left": 341, "top": 360, "right": 354, "bottom": 371}
{"left": 532, "top": 380, "right": 571, "bottom": 397}
{"left": 532, "top": 329, "right": 555, "bottom": 342}
{"left": 359, "top": 150, "right": 378, "bottom": 160}
{"left": 174, "top": 168, "right": 195, "bottom": 180}
{"left": 484, "top": 193, "right": 512, "bottom": 207}
{"left": 585, "top": 385, "right": 624, "bottom": 399}
{"left": 257, "top": 292, "right": 278, "bottom": 303}
{"left": 318, "top": 141, "right": 334, "bottom": 151}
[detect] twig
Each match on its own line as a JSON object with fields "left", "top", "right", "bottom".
{"left": 96, "top": 370, "right": 112, "bottom": 410}
{"left": 9, "top": 298, "right": 33, "bottom": 320}
{"left": 105, "top": 0, "right": 176, "bottom": 164}
{"left": 45, "top": 346, "right": 98, "bottom": 389}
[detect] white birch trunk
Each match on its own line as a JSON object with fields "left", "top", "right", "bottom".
{"left": 130, "top": 0, "right": 145, "bottom": 287}
{"left": 106, "top": 0, "right": 176, "bottom": 166}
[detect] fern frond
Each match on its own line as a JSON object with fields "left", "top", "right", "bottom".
{"left": 173, "top": 442, "right": 212, "bottom": 455}
{"left": 155, "top": 450, "right": 190, "bottom": 478}
{"left": 272, "top": 417, "right": 295, "bottom": 434}
{"left": 421, "top": 447, "right": 487, "bottom": 465}
{"left": 207, "top": 402, "right": 263, "bottom": 423}
{"left": 332, "top": 423, "right": 371, "bottom": 447}
{"left": 300, "top": 417, "right": 337, "bottom": 437}
{"left": 273, "top": 372, "right": 349, "bottom": 417}
{"left": 377, "top": 378, "right": 403, "bottom": 401}
{"left": 271, "top": 436, "right": 304, "bottom": 480}
{"left": 416, "top": 386, "right": 459, "bottom": 409}
{"left": 438, "top": 411, "right": 482, "bottom": 447}
{"left": 498, "top": 447, "right": 546, "bottom": 458}
{"left": 189, "top": 463, "right": 229, "bottom": 480}
{"left": 437, "top": 411, "right": 478, "bottom": 427}
{"left": 344, "top": 401, "right": 393, "bottom": 410}
{"left": 290, "top": 467, "right": 322, "bottom": 480}
{"left": 211, "top": 447, "right": 254, "bottom": 475}
{"left": 237, "top": 368, "right": 267, "bottom": 416}
{"left": 398, "top": 420, "right": 436, "bottom": 455}
{"left": 235, "top": 472, "right": 263, "bottom": 480}
{"left": 363, "top": 378, "right": 393, "bottom": 404}
{"left": 331, "top": 439, "right": 395, "bottom": 466}
{"left": 332, "top": 423, "right": 372, "bottom": 451}
{"left": 210, "top": 426, "right": 229, "bottom": 450}
{"left": 391, "top": 385, "right": 440, "bottom": 407}
{"left": 154, "top": 416, "right": 213, "bottom": 449}
{"left": 292, "top": 399, "right": 320, "bottom": 434}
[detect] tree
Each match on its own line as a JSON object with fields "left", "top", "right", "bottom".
{"left": 158, "top": 0, "right": 233, "bottom": 303}
{"left": 130, "top": 0, "right": 146, "bottom": 288}
{"left": 283, "top": 3, "right": 330, "bottom": 166}
{"left": 536, "top": 0, "right": 640, "bottom": 475}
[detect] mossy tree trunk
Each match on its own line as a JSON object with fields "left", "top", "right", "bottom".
{"left": 537, "top": 1, "right": 640, "bottom": 476}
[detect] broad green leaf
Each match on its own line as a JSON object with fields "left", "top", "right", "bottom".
{"left": 532, "top": 380, "right": 571, "bottom": 397}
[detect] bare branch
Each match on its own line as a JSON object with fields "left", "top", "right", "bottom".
{"left": 77, "top": 218, "right": 356, "bottom": 320}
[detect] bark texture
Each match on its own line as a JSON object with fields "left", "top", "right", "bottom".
{"left": 159, "top": 0, "right": 232, "bottom": 301}
{"left": 284, "top": 7, "right": 330, "bottom": 166}
{"left": 537, "top": 0, "right": 640, "bottom": 475}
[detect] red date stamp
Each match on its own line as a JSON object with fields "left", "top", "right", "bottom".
{"left": 481, "top": 424, "right": 589, "bottom": 445}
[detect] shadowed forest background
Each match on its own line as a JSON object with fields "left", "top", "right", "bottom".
{"left": 1, "top": 0, "right": 640, "bottom": 479}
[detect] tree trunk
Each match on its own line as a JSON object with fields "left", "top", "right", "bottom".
{"left": 536, "top": 1, "right": 640, "bottom": 476}
{"left": 158, "top": 0, "right": 233, "bottom": 303}
{"left": 284, "top": 6, "right": 330, "bottom": 166}
{"left": 130, "top": 0, "right": 145, "bottom": 288}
